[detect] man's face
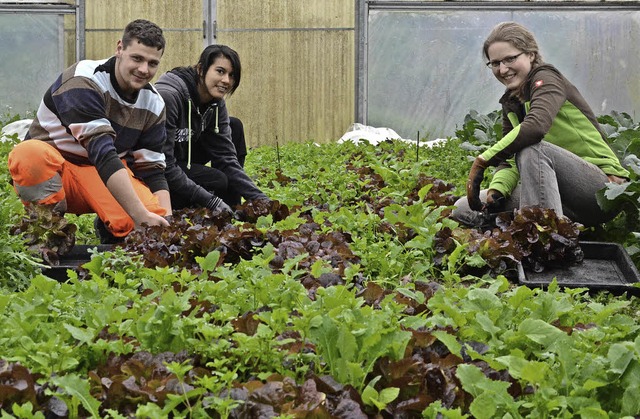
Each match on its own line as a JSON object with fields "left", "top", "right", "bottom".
{"left": 114, "top": 39, "right": 163, "bottom": 98}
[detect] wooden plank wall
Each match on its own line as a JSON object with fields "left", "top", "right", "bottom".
{"left": 82, "top": 0, "right": 355, "bottom": 147}
{"left": 217, "top": 1, "right": 355, "bottom": 146}
{"left": 84, "top": 0, "right": 203, "bottom": 86}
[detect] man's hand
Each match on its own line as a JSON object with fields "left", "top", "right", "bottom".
{"left": 466, "top": 156, "right": 488, "bottom": 211}
{"left": 106, "top": 169, "right": 170, "bottom": 229}
{"left": 134, "top": 211, "right": 170, "bottom": 229}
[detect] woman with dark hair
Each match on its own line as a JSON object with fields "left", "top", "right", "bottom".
{"left": 156, "top": 44, "right": 267, "bottom": 213}
{"left": 452, "top": 22, "right": 628, "bottom": 228}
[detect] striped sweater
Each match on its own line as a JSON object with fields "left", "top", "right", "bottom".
{"left": 26, "top": 56, "right": 168, "bottom": 192}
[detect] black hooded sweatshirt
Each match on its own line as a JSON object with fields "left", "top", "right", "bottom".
{"left": 155, "top": 67, "right": 267, "bottom": 207}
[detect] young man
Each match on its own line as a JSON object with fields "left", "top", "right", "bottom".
{"left": 8, "top": 19, "right": 171, "bottom": 243}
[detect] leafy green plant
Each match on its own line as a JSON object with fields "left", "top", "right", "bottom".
{"left": 0, "top": 109, "right": 639, "bottom": 418}
{"left": 361, "top": 375, "right": 400, "bottom": 411}
{"left": 454, "top": 109, "right": 503, "bottom": 150}
{"left": 296, "top": 285, "right": 412, "bottom": 391}
{"left": 595, "top": 111, "right": 640, "bottom": 265}
{"left": 0, "top": 137, "right": 43, "bottom": 291}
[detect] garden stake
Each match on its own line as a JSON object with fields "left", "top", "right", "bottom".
{"left": 416, "top": 131, "right": 420, "bottom": 162}
{"left": 276, "top": 136, "right": 281, "bottom": 171}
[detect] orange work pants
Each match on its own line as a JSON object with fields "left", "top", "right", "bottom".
{"left": 8, "top": 140, "right": 166, "bottom": 238}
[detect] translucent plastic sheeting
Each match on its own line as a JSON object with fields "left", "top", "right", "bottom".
{"left": 366, "top": 10, "right": 640, "bottom": 140}
{"left": 0, "top": 14, "right": 65, "bottom": 116}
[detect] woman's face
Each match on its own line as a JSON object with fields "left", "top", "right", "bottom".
{"left": 198, "top": 56, "right": 235, "bottom": 103}
{"left": 486, "top": 41, "right": 534, "bottom": 91}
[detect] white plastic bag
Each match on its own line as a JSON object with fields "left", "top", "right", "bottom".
{"left": 337, "top": 123, "right": 405, "bottom": 145}
{"left": 338, "top": 123, "right": 447, "bottom": 148}
{"left": 0, "top": 119, "right": 32, "bottom": 142}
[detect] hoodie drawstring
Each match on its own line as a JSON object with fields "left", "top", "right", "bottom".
{"left": 187, "top": 100, "right": 192, "bottom": 169}
{"left": 214, "top": 106, "right": 219, "bottom": 134}
{"left": 186, "top": 101, "right": 219, "bottom": 170}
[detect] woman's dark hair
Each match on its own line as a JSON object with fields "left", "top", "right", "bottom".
{"left": 122, "top": 19, "right": 165, "bottom": 52}
{"left": 196, "top": 44, "right": 242, "bottom": 95}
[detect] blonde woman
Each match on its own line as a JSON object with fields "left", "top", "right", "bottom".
{"left": 452, "top": 21, "right": 628, "bottom": 228}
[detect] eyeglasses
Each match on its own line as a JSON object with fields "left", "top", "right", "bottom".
{"left": 486, "top": 52, "right": 524, "bottom": 69}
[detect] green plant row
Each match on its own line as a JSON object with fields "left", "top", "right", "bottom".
{"left": 0, "top": 111, "right": 638, "bottom": 418}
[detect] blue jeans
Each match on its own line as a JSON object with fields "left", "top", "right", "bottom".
{"left": 452, "top": 141, "right": 616, "bottom": 227}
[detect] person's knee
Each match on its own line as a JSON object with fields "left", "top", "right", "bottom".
{"left": 516, "top": 143, "right": 537, "bottom": 165}
{"left": 229, "top": 116, "right": 243, "bottom": 132}
{"left": 9, "top": 141, "right": 64, "bottom": 173}
{"left": 515, "top": 141, "right": 552, "bottom": 170}
{"left": 10, "top": 141, "right": 48, "bottom": 170}
{"left": 8, "top": 141, "right": 66, "bottom": 206}
{"left": 229, "top": 116, "right": 247, "bottom": 161}
{"left": 202, "top": 172, "right": 229, "bottom": 192}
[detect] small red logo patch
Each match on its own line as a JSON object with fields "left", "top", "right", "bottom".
{"left": 535, "top": 80, "right": 544, "bottom": 88}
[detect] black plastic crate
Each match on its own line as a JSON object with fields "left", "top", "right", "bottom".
{"left": 42, "top": 244, "right": 114, "bottom": 281}
{"left": 518, "top": 241, "right": 640, "bottom": 296}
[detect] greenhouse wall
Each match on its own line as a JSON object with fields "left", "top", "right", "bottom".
{"left": 5, "top": 1, "right": 640, "bottom": 145}
{"left": 1, "top": 0, "right": 355, "bottom": 146}
{"left": 0, "top": 0, "right": 77, "bottom": 117}
{"left": 215, "top": 1, "right": 355, "bottom": 146}
{"left": 358, "top": 1, "right": 640, "bottom": 140}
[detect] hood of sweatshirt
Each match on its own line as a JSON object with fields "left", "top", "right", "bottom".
{"left": 156, "top": 68, "right": 227, "bottom": 168}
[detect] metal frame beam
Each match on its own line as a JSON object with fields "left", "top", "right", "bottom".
{"left": 367, "top": 1, "right": 640, "bottom": 10}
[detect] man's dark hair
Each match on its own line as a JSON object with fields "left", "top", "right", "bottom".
{"left": 122, "top": 19, "right": 165, "bottom": 52}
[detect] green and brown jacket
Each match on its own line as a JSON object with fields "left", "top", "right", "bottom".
{"left": 482, "top": 64, "right": 629, "bottom": 197}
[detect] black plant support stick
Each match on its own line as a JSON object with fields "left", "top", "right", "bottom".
{"left": 276, "top": 136, "right": 281, "bottom": 171}
{"left": 416, "top": 131, "right": 420, "bottom": 162}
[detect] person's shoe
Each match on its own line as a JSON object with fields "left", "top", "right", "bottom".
{"left": 93, "top": 216, "right": 123, "bottom": 244}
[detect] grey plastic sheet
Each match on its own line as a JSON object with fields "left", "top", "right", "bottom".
{"left": 0, "top": 13, "right": 66, "bottom": 116}
{"left": 365, "top": 9, "right": 640, "bottom": 139}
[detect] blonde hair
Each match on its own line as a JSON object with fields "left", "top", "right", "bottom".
{"left": 483, "top": 22, "right": 543, "bottom": 67}
{"left": 484, "top": 22, "right": 543, "bottom": 98}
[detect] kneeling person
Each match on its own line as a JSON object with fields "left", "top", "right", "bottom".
{"left": 8, "top": 19, "right": 171, "bottom": 244}
{"left": 155, "top": 44, "right": 268, "bottom": 213}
